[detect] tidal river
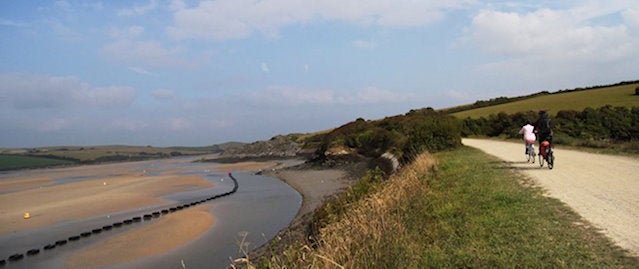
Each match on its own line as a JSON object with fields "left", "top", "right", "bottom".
{"left": 0, "top": 157, "right": 303, "bottom": 269}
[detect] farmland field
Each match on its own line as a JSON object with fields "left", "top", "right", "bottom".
{"left": 0, "top": 155, "right": 75, "bottom": 170}
{"left": 452, "top": 83, "right": 639, "bottom": 119}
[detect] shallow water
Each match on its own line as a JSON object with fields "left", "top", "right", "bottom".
{"left": 0, "top": 159, "right": 302, "bottom": 269}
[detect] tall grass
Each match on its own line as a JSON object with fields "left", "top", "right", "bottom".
{"left": 264, "top": 153, "right": 436, "bottom": 268}
{"left": 261, "top": 147, "right": 637, "bottom": 268}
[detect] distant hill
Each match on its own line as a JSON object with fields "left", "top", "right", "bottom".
{"left": 448, "top": 81, "right": 639, "bottom": 119}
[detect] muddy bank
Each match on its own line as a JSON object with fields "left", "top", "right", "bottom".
{"left": 242, "top": 160, "right": 369, "bottom": 264}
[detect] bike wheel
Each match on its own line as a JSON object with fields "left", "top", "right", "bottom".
{"left": 547, "top": 150, "right": 554, "bottom": 170}
{"left": 539, "top": 153, "right": 544, "bottom": 167}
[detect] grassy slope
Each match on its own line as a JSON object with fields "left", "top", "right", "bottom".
{"left": 4, "top": 145, "right": 212, "bottom": 163}
{"left": 265, "top": 148, "right": 637, "bottom": 268}
{"left": 0, "top": 145, "right": 219, "bottom": 171}
{"left": 452, "top": 83, "right": 639, "bottom": 119}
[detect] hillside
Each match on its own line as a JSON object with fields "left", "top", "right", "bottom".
{"left": 0, "top": 145, "right": 219, "bottom": 170}
{"left": 451, "top": 82, "right": 639, "bottom": 119}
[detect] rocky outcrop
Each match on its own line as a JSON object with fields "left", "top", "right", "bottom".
{"left": 216, "top": 135, "right": 302, "bottom": 161}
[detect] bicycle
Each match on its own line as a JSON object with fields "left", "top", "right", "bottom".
{"left": 525, "top": 143, "right": 535, "bottom": 163}
{"left": 538, "top": 137, "right": 554, "bottom": 169}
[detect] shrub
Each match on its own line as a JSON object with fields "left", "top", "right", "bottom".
{"left": 313, "top": 108, "right": 461, "bottom": 164}
{"left": 461, "top": 106, "right": 639, "bottom": 143}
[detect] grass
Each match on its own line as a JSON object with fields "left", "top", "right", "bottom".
{"left": 261, "top": 147, "right": 637, "bottom": 268}
{"left": 452, "top": 83, "right": 639, "bottom": 119}
{"left": 0, "top": 155, "right": 75, "bottom": 170}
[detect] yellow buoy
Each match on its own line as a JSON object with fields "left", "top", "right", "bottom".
{"left": 24, "top": 212, "right": 31, "bottom": 219}
{"left": 103, "top": 182, "right": 107, "bottom": 186}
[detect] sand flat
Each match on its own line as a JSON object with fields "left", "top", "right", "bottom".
{"left": 0, "top": 173, "right": 213, "bottom": 235}
{"left": 212, "top": 161, "right": 279, "bottom": 172}
{"left": 66, "top": 204, "right": 214, "bottom": 268}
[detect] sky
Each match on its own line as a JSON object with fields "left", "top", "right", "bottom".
{"left": 1, "top": 1, "right": 638, "bottom": 148}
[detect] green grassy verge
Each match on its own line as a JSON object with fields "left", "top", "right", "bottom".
{"left": 0, "top": 155, "right": 76, "bottom": 171}
{"left": 452, "top": 83, "right": 639, "bottom": 119}
{"left": 262, "top": 147, "right": 637, "bottom": 268}
{"left": 415, "top": 147, "right": 635, "bottom": 268}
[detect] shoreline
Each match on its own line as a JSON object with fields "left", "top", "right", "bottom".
{"left": 0, "top": 156, "right": 363, "bottom": 267}
{"left": 243, "top": 160, "right": 369, "bottom": 263}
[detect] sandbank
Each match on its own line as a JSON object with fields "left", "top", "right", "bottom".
{"left": 66, "top": 204, "right": 214, "bottom": 268}
{"left": 0, "top": 172, "right": 213, "bottom": 235}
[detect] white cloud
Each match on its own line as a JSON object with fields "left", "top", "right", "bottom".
{"left": 151, "top": 88, "right": 176, "bottom": 100}
{"left": 0, "top": 73, "right": 88, "bottom": 110}
{"left": 167, "top": 117, "right": 191, "bottom": 131}
{"left": 111, "top": 119, "right": 148, "bottom": 132}
{"left": 246, "top": 85, "right": 414, "bottom": 106}
{"left": 622, "top": 8, "right": 639, "bottom": 32}
{"left": 0, "top": 73, "right": 136, "bottom": 110}
{"left": 38, "top": 117, "right": 75, "bottom": 132}
{"left": 261, "top": 62, "right": 270, "bottom": 73}
{"left": 49, "top": 19, "right": 83, "bottom": 42}
{"left": 109, "top": 25, "right": 145, "bottom": 39}
{"left": 464, "top": 4, "right": 639, "bottom": 81}
{"left": 352, "top": 39, "right": 377, "bottom": 50}
{"left": 445, "top": 89, "right": 473, "bottom": 102}
{"left": 117, "top": 0, "right": 159, "bottom": 16}
{"left": 169, "top": 0, "right": 186, "bottom": 11}
{"left": 350, "top": 87, "right": 413, "bottom": 104}
{"left": 101, "top": 39, "right": 187, "bottom": 67}
{"left": 128, "top": 66, "right": 156, "bottom": 76}
{"left": 0, "top": 18, "right": 27, "bottom": 27}
{"left": 87, "top": 86, "right": 136, "bottom": 108}
{"left": 167, "top": 0, "right": 473, "bottom": 40}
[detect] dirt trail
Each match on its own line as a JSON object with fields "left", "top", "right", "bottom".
{"left": 463, "top": 138, "right": 639, "bottom": 257}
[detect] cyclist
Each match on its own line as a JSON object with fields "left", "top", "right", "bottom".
{"left": 534, "top": 110, "right": 553, "bottom": 154}
{"left": 518, "top": 120, "right": 536, "bottom": 155}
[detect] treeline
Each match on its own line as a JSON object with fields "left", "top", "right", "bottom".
{"left": 444, "top": 80, "right": 639, "bottom": 114}
{"left": 311, "top": 108, "right": 461, "bottom": 164}
{"left": 460, "top": 105, "right": 639, "bottom": 144}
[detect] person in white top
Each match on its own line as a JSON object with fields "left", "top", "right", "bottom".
{"left": 519, "top": 121, "right": 536, "bottom": 155}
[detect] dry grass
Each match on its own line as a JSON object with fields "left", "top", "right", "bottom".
{"left": 263, "top": 153, "right": 437, "bottom": 268}
{"left": 256, "top": 147, "right": 638, "bottom": 268}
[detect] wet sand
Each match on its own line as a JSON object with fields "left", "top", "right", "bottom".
{"left": 212, "top": 161, "right": 279, "bottom": 173}
{"left": 0, "top": 159, "right": 221, "bottom": 267}
{"left": 1, "top": 158, "right": 344, "bottom": 267}
{"left": 271, "top": 169, "right": 349, "bottom": 217}
{"left": 0, "top": 173, "right": 213, "bottom": 235}
{"left": 66, "top": 205, "right": 214, "bottom": 269}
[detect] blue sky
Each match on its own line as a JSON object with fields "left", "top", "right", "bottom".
{"left": 1, "top": 0, "right": 638, "bottom": 147}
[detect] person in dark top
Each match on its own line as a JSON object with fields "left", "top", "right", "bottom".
{"left": 534, "top": 110, "right": 553, "bottom": 151}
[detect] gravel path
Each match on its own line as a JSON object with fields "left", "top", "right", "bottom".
{"left": 463, "top": 138, "right": 639, "bottom": 257}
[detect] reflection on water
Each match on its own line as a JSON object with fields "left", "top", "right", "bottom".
{"left": 0, "top": 157, "right": 302, "bottom": 269}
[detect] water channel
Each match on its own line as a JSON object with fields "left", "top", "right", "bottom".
{"left": 0, "top": 157, "right": 303, "bottom": 268}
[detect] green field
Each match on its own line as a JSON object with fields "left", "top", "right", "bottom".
{"left": 452, "top": 83, "right": 639, "bottom": 119}
{"left": 0, "top": 155, "right": 75, "bottom": 171}
{"left": 0, "top": 145, "right": 219, "bottom": 170}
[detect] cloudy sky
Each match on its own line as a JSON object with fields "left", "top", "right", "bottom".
{"left": 1, "top": 0, "right": 638, "bottom": 147}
